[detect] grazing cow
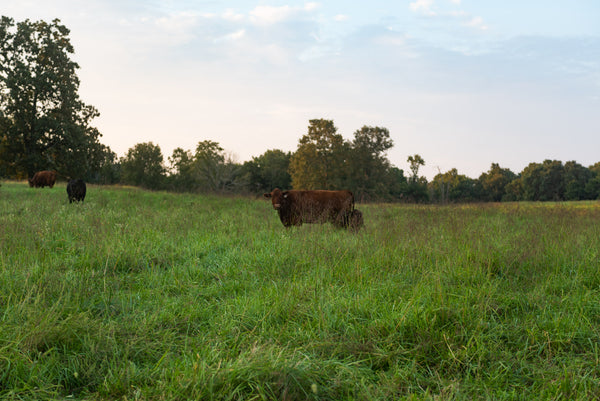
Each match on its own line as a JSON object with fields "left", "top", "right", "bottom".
{"left": 349, "top": 209, "right": 364, "bottom": 232}
{"left": 67, "top": 179, "right": 86, "bottom": 203}
{"left": 28, "top": 170, "right": 57, "bottom": 188}
{"left": 264, "top": 188, "right": 355, "bottom": 229}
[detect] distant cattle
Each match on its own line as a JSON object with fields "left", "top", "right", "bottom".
{"left": 28, "top": 170, "right": 57, "bottom": 188}
{"left": 67, "top": 179, "right": 86, "bottom": 203}
{"left": 264, "top": 188, "right": 356, "bottom": 229}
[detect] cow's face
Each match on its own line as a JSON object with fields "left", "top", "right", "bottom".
{"left": 263, "top": 188, "right": 287, "bottom": 210}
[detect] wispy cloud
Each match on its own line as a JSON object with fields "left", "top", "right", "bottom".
{"left": 410, "top": 0, "right": 436, "bottom": 16}
{"left": 464, "top": 16, "right": 488, "bottom": 31}
{"left": 249, "top": 3, "right": 318, "bottom": 26}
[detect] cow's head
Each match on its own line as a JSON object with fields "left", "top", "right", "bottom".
{"left": 263, "top": 188, "right": 288, "bottom": 210}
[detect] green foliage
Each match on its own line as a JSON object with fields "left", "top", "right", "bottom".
{"left": 288, "top": 120, "right": 406, "bottom": 200}
{"left": 430, "top": 168, "right": 478, "bottom": 203}
{"left": 585, "top": 162, "right": 600, "bottom": 200}
{"left": 521, "top": 160, "right": 565, "bottom": 201}
{"left": 167, "top": 140, "right": 245, "bottom": 193}
{"left": 290, "top": 119, "right": 348, "bottom": 189}
{"left": 2, "top": 183, "right": 600, "bottom": 399}
{"left": 564, "top": 161, "right": 594, "bottom": 201}
{"left": 346, "top": 126, "right": 396, "bottom": 201}
{"left": 120, "top": 142, "right": 166, "bottom": 189}
{"left": 0, "top": 16, "right": 112, "bottom": 180}
{"left": 407, "top": 154, "right": 425, "bottom": 181}
{"left": 478, "top": 163, "right": 516, "bottom": 202}
{"left": 404, "top": 154, "right": 429, "bottom": 202}
{"left": 242, "top": 149, "right": 292, "bottom": 192}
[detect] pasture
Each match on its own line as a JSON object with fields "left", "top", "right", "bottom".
{"left": 1, "top": 181, "right": 599, "bottom": 400}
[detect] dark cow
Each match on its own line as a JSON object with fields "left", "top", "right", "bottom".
{"left": 349, "top": 209, "right": 364, "bottom": 232}
{"left": 67, "top": 179, "right": 86, "bottom": 203}
{"left": 28, "top": 170, "right": 57, "bottom": 188}
{"left": 264, "top": 188, "right": 356, "bottom": 229}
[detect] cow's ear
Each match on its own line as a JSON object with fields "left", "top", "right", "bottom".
{"left": 263, "top": 193, "right": 272, "bottom": 198}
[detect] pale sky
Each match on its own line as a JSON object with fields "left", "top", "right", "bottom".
{"left": 4, "top": 0, "right": 600, "bottom": 179}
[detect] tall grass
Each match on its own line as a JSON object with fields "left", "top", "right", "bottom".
{"left": 1, "top": 181, "right": 600, "bottom": 400}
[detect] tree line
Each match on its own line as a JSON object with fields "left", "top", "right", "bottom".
{"left": 2, "top": 17, "right": 599, "bottom": 203}
{"left": 111, "top": 133, "right": 600, "bottom": 203}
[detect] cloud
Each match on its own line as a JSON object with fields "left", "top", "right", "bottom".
{"left": 222, "top": 9, "right": 244, "bottom": 22}
{"left": 248, "top": 3, "right": 319, "bottom": 25}
{"left": 334, "top": 14, "right": 349, "bottom": 22}
{"left": 464, "top": 16, "right": 488, "bottom": 31}
{"left": 250, "top": 5, "right": 293, "bottom": 25}
{"left": 215, "top": 29, "right": 246, "bottom": 43}
{"left": 409, "top": 0, "right": 436, "bottom": 16}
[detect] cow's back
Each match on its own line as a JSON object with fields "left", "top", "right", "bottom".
{"left": 287, "top": 190, "right": 354, "bottom": 225}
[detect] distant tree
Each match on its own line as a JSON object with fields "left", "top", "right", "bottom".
{"left": 520, "top": 162, "right": 543, "bottom": 201}
{"left": 430, "top": 168, "right": 477, "bottom": 203}
{"left": 346, "top": 126, "right": 394, "bottom": 200}
{"left": 0, "top": 17, "right": 109, "bottom": 179}
{"left": 404, "top": 154, "right": 428, "bottom": 202}
{"left": 242, "top": 149, "right": 291, "bottom": 193}
{"left": 120, "top": 142, "right": 166, "bottom": 189}
{"left": 478, "top": 163, "right": 516, "bottom": 202}
{"left": 520, "top": 160, "right": 565, "bottom": 201}
{"left": 193, "top": 140, "right": 244, "bottom": 192}
{"left": 503, "top": 177, "right": 523, "bottom": 201}
{"left": 87, "top": 143, "right": 120, "bottom": 184}
{"left": 289, "top": 119, "right": 347, "bottom": 189}
{"left": 167, "top": 147, "right": 195, "bottom": 191}
{"left": 564, "top": 161, "right": 593, "bottom": 200}
{"left": 386, "top": 166, "right": 408, "bottom": 200}
{"left": 407, "top": 154, "right": 425, "bottom": 182}
{"left": 585, "top": 162, "right": 600, "bottom": 200}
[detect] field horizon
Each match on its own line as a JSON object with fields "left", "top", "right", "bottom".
{"left": 1, "top": 181, "right": 599, "bottom": 400}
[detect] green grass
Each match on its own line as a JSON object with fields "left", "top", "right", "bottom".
{"left": 1, "top": 181, "right": 600, "bottom": 400}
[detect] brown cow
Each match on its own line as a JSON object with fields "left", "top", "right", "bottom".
{"left": 28, "top": 170, "right": 57, "bottom": 188}
{"left": 264, "top": 188, "right": 355, "bottom": 229}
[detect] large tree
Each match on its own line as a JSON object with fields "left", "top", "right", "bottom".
{"left": 563, "top": 160, "right": 593, "bottom": 201}
{"left": 346, "top": 126, "right": 394, "bottom": 200}
{"left": 167, "top": 140, "right": 244, "bottom": 193}
{"left": 120, "top": 142, "right": 166, "bottom": 190}
{"left": 521, "top": 160, "right": 565, "bottom": 201}
{"left": 242, "top": 149, "right": 291, "bottom": 193}
{"left": 430, "top": 168, "right": 477, "bottom": 203}
{"left": 289, "top": 119, "right": 348, "bottom": 189}
{"left": 0, "top": 17, "right": 107, "bottom": 179}
{"left": 478, "top": 163, "right": 516, "bottom": 202}
{"left": 586, "top": 162, "right": 600, "bottom": 200}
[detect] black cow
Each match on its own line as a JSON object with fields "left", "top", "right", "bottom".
{"left": 67, "top": 179, "right": 86, "bottom": 203}
{"left": 264, "top": 188, "right": 356, "bottom": 229}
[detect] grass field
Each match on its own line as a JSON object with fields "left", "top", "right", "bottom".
{"left": 1, "top": 181, "right": 600, "bottom": 400}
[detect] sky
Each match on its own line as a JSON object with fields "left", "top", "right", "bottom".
{"left": 4, "top": 0, "right": 600, "bottom": 179}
